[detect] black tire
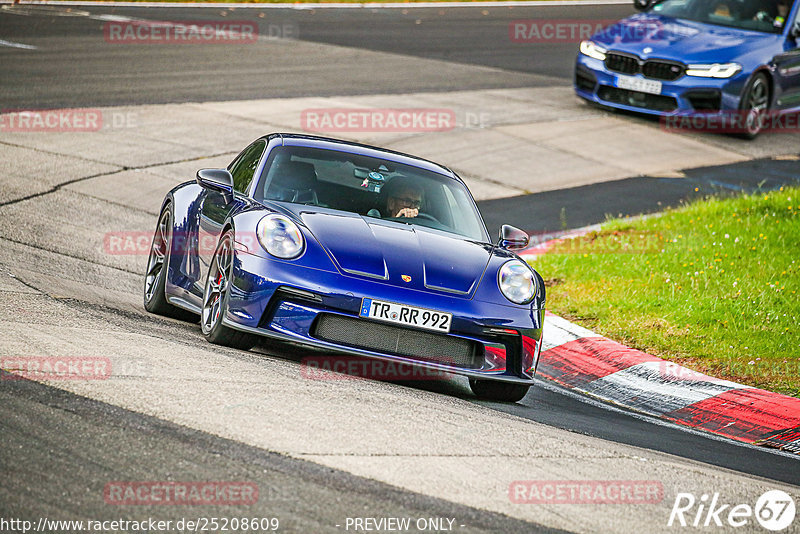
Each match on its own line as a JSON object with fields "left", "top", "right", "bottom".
{"left": 201, "top": 230, "right": 258, "bottom": 351}
{"left": 143, "top": 204, "right": 196, "bottom": 320}
{"left": 738, "top": 72, "right": 770, "bottom": 140}
{"left": 469, "top": 378, "right": 530, "bottom": 403}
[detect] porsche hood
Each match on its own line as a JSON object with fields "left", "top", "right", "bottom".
{"left": 293, "top": 209, "right": 495, "bottom": 297}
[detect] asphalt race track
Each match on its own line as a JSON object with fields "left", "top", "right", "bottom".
{"left": 1, "top": 3, "right": 799, "bottom": 533}
{"left": 0, "top": 3, "right": 633, "bottom": 107}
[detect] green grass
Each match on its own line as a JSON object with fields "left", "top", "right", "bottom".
{"left": 530, "top": 186, "right": 800, "bottom": 398}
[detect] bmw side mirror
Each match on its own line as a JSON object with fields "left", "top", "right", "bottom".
{"left": 196, "top": 169, "right": 234, "bottom": 199}
{"left": 498, "top": 224, "right": 529, "bottom": 250}
{"left": 791, "top": 20, "right": 800, "bottom": 39}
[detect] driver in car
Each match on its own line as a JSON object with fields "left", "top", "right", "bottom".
{"left": 754, "top": 0, "right": 791, "bottom": 26}
{"left": 385, "top": 179, "right": 424, "bottom": 219}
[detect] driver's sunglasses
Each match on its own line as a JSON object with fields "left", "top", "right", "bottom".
{"left": 394, "top": 197, "right": 422, "bottom": 209}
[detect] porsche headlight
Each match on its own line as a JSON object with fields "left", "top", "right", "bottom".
{"left": 579, "top": 40, "right": 607, "bottom": 61}
{"left": 257, "top": 214, "right": 305, "bottom": 259}
{"left": 685, "top": 63, "right": 741, "bottom": 78}
{"left": 498, "top": 260, "right": 537, "bottom": 305}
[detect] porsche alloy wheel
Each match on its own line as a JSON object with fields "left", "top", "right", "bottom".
{"left": 201, "top": 231, "right": 257, "bottom": 350}
{"left": 740, "top": 73, "right": 770, "bottom": 139}
{"left": 143, "top": 205, "right": 191, "bottom": 319}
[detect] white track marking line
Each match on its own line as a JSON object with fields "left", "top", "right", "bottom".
{"left": 0, "top": 39, "right": 37, "bottom": 50}
{"left": 90, "top": 13, "right": 136, "bottom": 22}
{"left": 0, "top": 4, "right": 90, "bottom": 15}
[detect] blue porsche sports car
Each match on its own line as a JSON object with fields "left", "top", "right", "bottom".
{"left": 143, "top": 134, "right": 545, "bottom": 402}
{"left": 575, "top": 0, "right": 800, "bottom": 137}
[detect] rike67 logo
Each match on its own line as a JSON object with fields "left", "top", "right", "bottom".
{"left": 668, "top": 490, "right": 795, "bottom": 531}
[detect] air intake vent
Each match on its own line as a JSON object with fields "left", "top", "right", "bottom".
{"left": 313, "top": 314, "right": 482, "bottom": 369}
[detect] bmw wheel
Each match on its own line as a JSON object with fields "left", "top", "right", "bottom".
{"left": 201, "top": 230, "right": 258, "bottom": 350}
{"left": 739, "top": 72, "right": 770, "bottom": 139}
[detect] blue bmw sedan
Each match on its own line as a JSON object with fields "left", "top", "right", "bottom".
{"left": 575, "top": 0, "right": 800, "bottom": 137}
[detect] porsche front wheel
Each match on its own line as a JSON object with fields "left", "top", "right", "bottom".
{"left": 201, "top": 230, "right": 258, "bottom": 350}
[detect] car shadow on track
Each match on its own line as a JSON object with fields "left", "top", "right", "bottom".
{"left": 252, "top": 341, "right": 476, "bottom": 400}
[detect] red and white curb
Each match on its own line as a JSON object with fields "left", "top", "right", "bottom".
{"left": 520, "top": 228, "right": 800, "bottom": 453}
{"left": 538, "top": 310, "right": 800, "bottom": 454}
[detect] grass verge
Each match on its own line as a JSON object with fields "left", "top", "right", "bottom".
{"left": 530, "top": 186, "right": 800, "bottom": 398}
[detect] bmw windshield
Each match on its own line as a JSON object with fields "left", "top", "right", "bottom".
{"left": 649, "top": 0, "right": 794, "bottom": 33}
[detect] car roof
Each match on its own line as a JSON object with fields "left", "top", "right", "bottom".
{"left": 261, "top": 133, "right": 461, "bottom": 183}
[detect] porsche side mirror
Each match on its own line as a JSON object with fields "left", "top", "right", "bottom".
{"left": 196, "top": 169, "right": 234, "bottom": 198}
{"left": 498, "top": 224, "right": 529, "bottom": 250}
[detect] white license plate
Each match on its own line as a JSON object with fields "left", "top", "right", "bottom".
{"left": 615, "top": 74, "right": 662, "bottom": 95}
{"left": 359, "top": 298, "right": 452, "bottom": 333}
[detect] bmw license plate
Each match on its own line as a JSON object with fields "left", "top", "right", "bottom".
{"left": 359, "top": 298, "right": 452, "bottom": 333}
{"left": 615, "top": 74, "right": 662, "bottom": 95}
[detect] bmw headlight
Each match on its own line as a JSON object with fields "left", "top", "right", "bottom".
{"left": 685, "top": 63, "right": 741, "bottom": 78}
{"left": 579, "top": 40, "right": 607, "bottom": 61}
{"left": 498, "top": 260, "right": 537, "bottom": 305}
{"left": 257, "top": 214, "right": 305, "bottom": 259}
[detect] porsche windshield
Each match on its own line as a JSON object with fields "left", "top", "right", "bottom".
{"left": 650, "top": 0, "right": 794, "bottom": 32}
{"left": 254, "top": 146, "right": 489, "bottom": 242}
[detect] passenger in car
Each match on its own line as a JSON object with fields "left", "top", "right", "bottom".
{"left": 711, "top": 1, "right": 737, "bottom": 19}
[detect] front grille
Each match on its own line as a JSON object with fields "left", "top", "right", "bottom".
{"left": 605, "top": 53, "right": 639, "bottom": 75}
{"left": 642, "top": 60, "right": 684, "bottom": 81}
{"left": 313, "top": 314, "right": 482, "bottom": 369}
{"left": 597, "top": 85, "right": 678, "bottom": 112}
{"left": 606, "top": 52, "right": 685, "bottom": 81}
